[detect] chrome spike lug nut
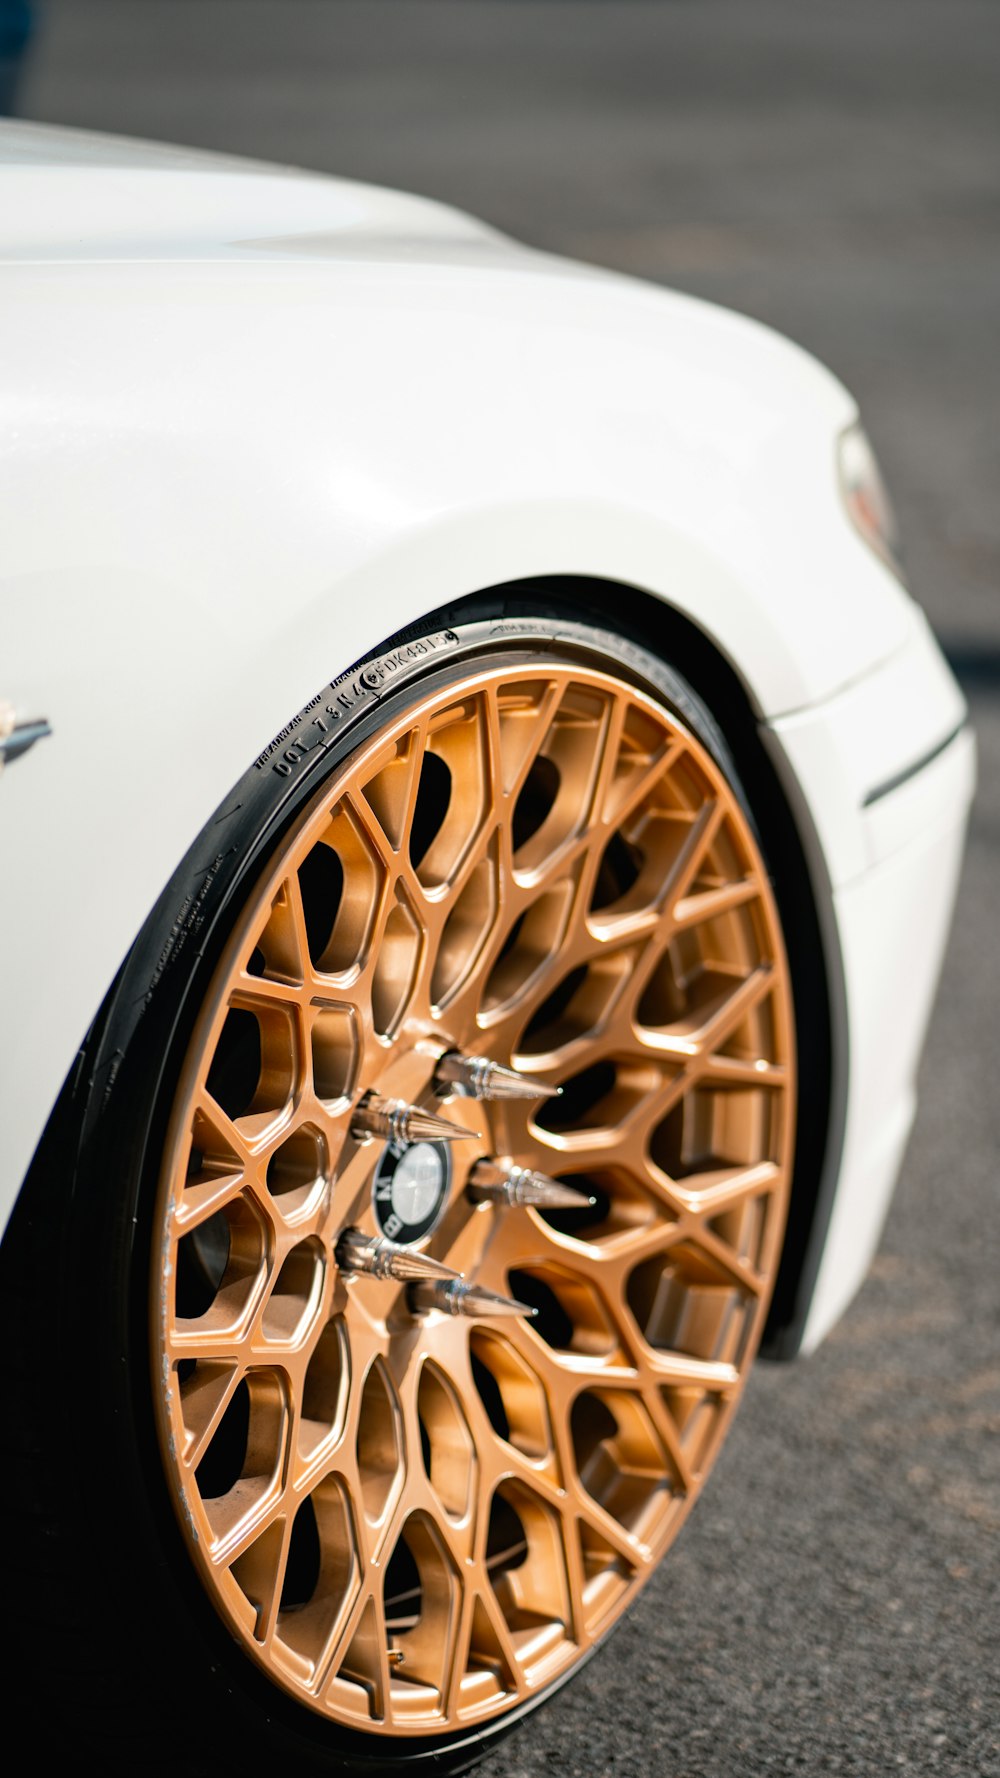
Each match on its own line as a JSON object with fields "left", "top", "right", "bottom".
{"left": 351, "top": 1092, "right": 477, "bottom": 1146}
{"left": 467, "top": 1157, "right": 596, "bottom": 1210}
{"left": 410, "top": 1278, "right": 538, "bottom": 1319}
{"left": 434, "top": 1051, "right": 560, "bottom": 1102}
{"left": 335, "top": 1228, "right": 463, "bottom": 1285}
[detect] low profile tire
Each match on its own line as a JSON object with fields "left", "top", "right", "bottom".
{"left": 1, "top": 609, "right": 795, "bottom": 1772}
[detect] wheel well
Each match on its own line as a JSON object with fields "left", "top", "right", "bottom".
{"left": 402, "top": 572, "right": 839, "bottom": 1357}
{"left": 21, "top": 572, "right": 840, "bottom": 1361}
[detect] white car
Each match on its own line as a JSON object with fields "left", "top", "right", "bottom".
{"left": 0, "top": 121, "right": 973, "bottom": 1772}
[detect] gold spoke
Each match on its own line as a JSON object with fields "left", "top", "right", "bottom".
{"left": 599, "top": 733, "right": 685, "bottom": 833}
{"left": 589, "top": 692, "right": 629, "bottom": 820}
{"left": 672, "top": 873, "right": 762, "bottom": 931}
{"left": 165, "top": 1325, "right": 256, "bottom": 1362}
{"left": 343, "top": 790, "right": 412, "bottom": 895}
{"left": 250, "top": 1511, "right": 296, "bottom": 1651}
{"left": 318, "top": 1579, "right": 393, "bottom": 1722}
{"left": 437, "top": 813, "right": 501, "bottom": 912}
{"left": 671, "top": 1159, "right": 781, "bottom": 1217}
{"left": 187, "top": 1091, "right": 252, "bottom": 1166}
{"left": 452, "top": 1581, "right": 527, "bottom": 1707}
{"left": 175, "top": 1361, "right": 244, "bottom": 1473}
{"left": 486, "top": 1416, "right": 645, "bottom": 1572}
{"left": 700, "top": 1053, "right": 787, "bottom": 1089}
{"left": 570, "top": 1475, "right": 653, "bottom": 1571}
{"left": 270, "top": 866, "right": 317, "bottom": 990}
{"left": 209, "top": 1480, "right": 290, "bottom": 1571}
{"left": 542, "top": 1214, "right": 686, "bottom": 1280}
{"left": 358, "top": 719, "right": 429, "bottom": 861}
{"left": 700, "top": 962, "right": 776, "bottom": 1049}
{"left": 645, "top": 1350, "right": 741, "bottom": 1392}
{"left": 689, "top": 1224, "right": 767, "bottom": 1298}
{"left": 503, "top": 678, "right": 564, "bottom": 801}
{"left": 231, "top": 973, "right": 309, "bottom": 1010}
{"left": 664, "top": 798, "right": 726, "bottom": 909}
{"left": 172, "top": 1167, "right": 248, "bottom": 1233}
{"left": 639, "top": 1386, "right": 697, "bottom": 1496}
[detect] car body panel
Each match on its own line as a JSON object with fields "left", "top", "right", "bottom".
{"left": 803, "top": 738, "right": 973, "bottom": 1349}
{"left": 0, "top": 122, "right": 972, "bottom": 1356}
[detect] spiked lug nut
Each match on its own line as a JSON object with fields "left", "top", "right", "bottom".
{"left": 409, "top": 1278, "right": 538, "bottom": 1320}
{"left": 434, "top": 1051, "right": 561, "bottom": 1103}
{"left": 467, "top": 1157, "right": 597, "bottom": 1211}
{"left": 351, "top": 1092, "right": 477, "bottom": 1147}
{"left": 335, "top": 1228, "right": 463, "bottom": 1285}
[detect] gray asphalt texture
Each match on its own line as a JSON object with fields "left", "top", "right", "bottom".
{"left": 17, "top": 5, "right": 999, "bottom": 1774}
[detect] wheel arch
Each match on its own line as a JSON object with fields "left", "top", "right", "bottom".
{"left": 2, "top": 554, "right": 844, "bottom": 1355}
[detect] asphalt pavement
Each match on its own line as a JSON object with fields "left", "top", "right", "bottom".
{"left": 16, "top": 4, "right": 1000, "bottom": 1774}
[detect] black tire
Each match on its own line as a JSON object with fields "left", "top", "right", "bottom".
{"left": 0, "top": 605, "right": 794, "bottom": 1774}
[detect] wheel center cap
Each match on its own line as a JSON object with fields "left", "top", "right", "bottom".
{"left": 373, "top": 1140, "right": 451, "bottom": 1243}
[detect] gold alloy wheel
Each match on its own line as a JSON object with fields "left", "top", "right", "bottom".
{"left": 154, "top": 655, "right": 795, "bottom": 1738}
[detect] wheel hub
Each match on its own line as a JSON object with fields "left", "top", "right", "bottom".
{"left": 373, "top": 1140, "right": 451, "bottom": 1243}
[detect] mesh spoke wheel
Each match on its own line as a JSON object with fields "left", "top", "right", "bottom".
{"left": 153, "top": 644, "right": 795, "bottom": 1739}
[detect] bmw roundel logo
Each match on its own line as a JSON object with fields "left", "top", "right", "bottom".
{"left": 372, "top": 1140, "right": 451, "bottom": 1243}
